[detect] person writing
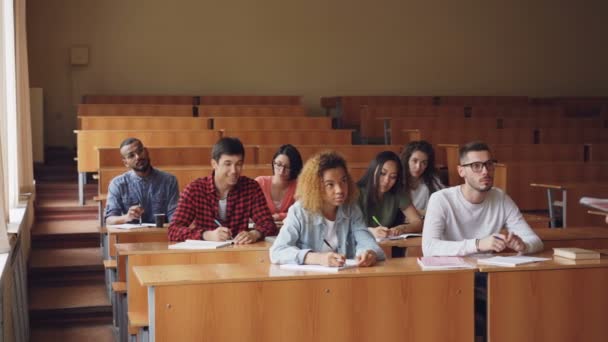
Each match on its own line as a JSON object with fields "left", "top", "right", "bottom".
{"left": 357, "top": 151, "right": 422, "bottom": 240}
{"left": 168, "top": 137, "right": 277, "bottom": 244}
{"left": 255, "top": 144, "right": 303, "bottom": 221}
{"left": 422, "top": 141, "right": 543, "bottom": 256}
{"left": 270, "top": 151, "right": 385, "bottom": 266}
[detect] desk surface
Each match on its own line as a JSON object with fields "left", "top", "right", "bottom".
{"left": 534, "top": 226, "right": 608, "bottom": 240}
{"left": 116, "top": 240, "right": 272, "bottom": 256}
{"left": 134, "top": 257, "right": 475, "bottom": 287}
{"left": 104, "top": 227, "right": 167, "bottom": 235}
{"left": 476, "top": 250, "right": 608, "bottom": 273}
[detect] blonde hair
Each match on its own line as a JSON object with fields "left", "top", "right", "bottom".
{"left": 295, "top": 151, "right": 359, "bottom": 213}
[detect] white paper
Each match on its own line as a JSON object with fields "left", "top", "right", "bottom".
{"left": 279, "top": 259, "right": 358, "bottom": 273}
{"left": 168, "top": 239, "right": 234, "bottom": 250}
{"left": 417, "top": 257, "right": 476, "bottom": 271}
{"left": 107, "top": 223, "right": 156, "bottom": 230}
{"left": 476, "top": 255, "right": 550, "bottom": 267}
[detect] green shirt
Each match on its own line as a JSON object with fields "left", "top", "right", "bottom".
{"left": 357, "top": 185, "right": 411, "bottom": 227}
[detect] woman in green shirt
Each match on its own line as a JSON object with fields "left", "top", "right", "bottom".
{"left": 357, "top": 151, "right": 423, "bottom": 240}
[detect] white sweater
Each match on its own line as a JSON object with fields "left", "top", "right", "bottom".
{"left": 422, "top": 186, "right": 543, "bottom": 256}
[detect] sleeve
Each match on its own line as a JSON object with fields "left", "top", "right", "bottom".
{"left": 422, "top": 192, "right": 477, "bottom": 256}
{"left": 165, "top": 175, "right": 179, "bottom": 221}
{"left": 503, "top": 194, "right": 544, "bottom": 254}
{"left": 104, "top": 179, "right": 125, "bottom": 220}
{"left": 350, "top": 204, "right": 386, "bottom": 260}
{"left": 250, "top": 182, "right": 278, "bottom": 237}
{"left": 398, "top": 190, "right": 412, "bottom": 210}
{"left": 269, "top": 206, "right": 310, "bottom": 264}
{"left": 167, "top": 182, "right": 204, "bottom": 242}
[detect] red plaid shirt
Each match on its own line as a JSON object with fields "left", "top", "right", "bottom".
{"left": 168, "top": 173, "right": 277, "bottom": 241}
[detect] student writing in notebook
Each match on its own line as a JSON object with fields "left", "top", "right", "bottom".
{"left": 168, "top": 137, "right": 277, "bottom": 244}
{"left": 422, "top": 141, "right": 543, "bottom": 256}
{"left": 255, "top": 144, "right": 303, "bottom": 221}
{"left": 269, "top": 151, "right": 385, "bottom": 266}
{"left": 356, "top": 151, "right": 422, "bottom": 239}
{"left": 105, "top": 138, "right": 179, "bottom": 225}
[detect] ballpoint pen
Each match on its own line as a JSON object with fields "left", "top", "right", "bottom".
{"left": 372, "top": 216, "right": 382, "bottom": 226}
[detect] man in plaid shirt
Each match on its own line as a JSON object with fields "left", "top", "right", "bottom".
{"left": 168, "top": 137, "right": 277, "bottom": 243}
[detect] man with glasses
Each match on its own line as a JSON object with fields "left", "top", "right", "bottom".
{"left": 104, "top": 138, "right": 179, "bottom": 225}
{"left": 422, "top": 141, "right": 543, "bottom": 256}
{"left": 168, "top": 137, "right": 277, "bottom": 244}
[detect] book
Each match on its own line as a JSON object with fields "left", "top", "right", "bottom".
{"left": 476, "top": 255, "right": 550, "bottom": 267}
{"left": 553, "top": 247, "right": 600, "bottom": 260}
{"left": 168, "top": 239, "right": 234, "bottom": 250}
{"left": 279, "top": 259, "right": 358, "bottom": 273}
{"left": 417, "top": 257, "right": 475, "bottom": 271}
{"left": 579, "top": 197, "right": 608, "bottom": 213}
{"left": 376, "top": 233, "right": 422, "bottom": 242}
{"left": 106, "top": 223, "right": 156, "bottom": 230}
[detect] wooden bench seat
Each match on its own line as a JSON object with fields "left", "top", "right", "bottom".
{"left": 82, "top": 95, "right": 196, "bottom": 105}
{"left": 79, "top": 116, "right": 210, "bottom": 130}
{"left": 222, "top": 129, "right": 353, "bottom": 145}
{"left": 78, "top": 104, "right": 195, "bottom": 117}
{"left": 257, "top": 144, "right": 403, "bottom": 164}
{"left": 212, "top": 116, "right": 331, "bottom": 130}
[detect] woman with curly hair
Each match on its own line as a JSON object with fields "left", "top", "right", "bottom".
{"left": 357, "top": 151, "right": 422, "bottom": 240}
{"left": 269, "top": 151, "right": 385, "bottom": 267}
{"left": 401, "top": 140, "right": 444, "bottom": 213}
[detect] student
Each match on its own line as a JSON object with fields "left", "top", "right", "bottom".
{"left": 168, "top": 137, "right": 277, "bottom": 244}
{"left": 255, "top": 144, "right": 303, "bottom": 221}
{"left": 422, "top": 141, "right": 543, "bottom": 256}
{"left": 269, "top": 151, "right": 385, "bottom": 266}
{"left": 357, "top": 151, "right": 422, "bottom": 240}
{"left": 401, "top": 140, "right": 444, "bottom": 213}
{"left": 105, "top": 138, "right": 179, "bottom": 225}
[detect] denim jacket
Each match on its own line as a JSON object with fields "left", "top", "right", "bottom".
{"left": 269, "top": 201, "right": 386, "bottom": 264}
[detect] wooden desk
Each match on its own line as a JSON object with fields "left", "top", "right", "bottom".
{"left": 105, "top": 227, "right": 168, "bottom": 260}
{"left": 117, "top": 241, "right": 272, "bottom": 338}
{"left": 535, "top": 227, "right": 608, "bottom": 250}
{"left": 135, "top": 258, "right": 474, "bottom": 342}
{"left": 479, "top": 251, "right": 608, "bottom": 342}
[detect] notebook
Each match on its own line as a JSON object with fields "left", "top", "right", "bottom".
{"left": 417, "top": 257, "right": 475, "bottom": 271}
{"left": 168, "top": 239, "right": 234, "bottom": 250}
{"left": 553, "top": 247, "right": 600, "bottom": 260}
{"left": 279, "top": 259, "right": 358, "bottom": 273}
{"left": 476, "top": 255, "right": 550, "bottom": 267}
{"left": 376, "top": 233, "right": 422, "bottom": 242}
{"left": 579, "top": 197, "right": 608, "bottom": 213}
{"left": 106, "top": 223, "right": 156, "bottom": 230}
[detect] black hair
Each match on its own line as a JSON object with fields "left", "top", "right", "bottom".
{"left": 119, "top": 137, "right": 142, "bottom": 149}
{"left": 357, "top": 151, "right": 404, "bottom": 209}
{"left": 212, "top": 137, "right": 245, "bottom": 162}
{"left": 458, "top": 141, "right": 491, "bottom": 163}
{"left": 401, "top": 140, "right": 441, "bottom": 194}
{"left": 271, "top": 144, "right": 303, "bottom": 181}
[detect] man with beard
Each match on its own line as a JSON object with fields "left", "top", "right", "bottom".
{"left": 168, "top": 137, "right": 277, "bottom": 244}
{"left": 104, "top": 138, "right": 179, "bottom": 225}
{"left": 422, "top": 141, "right": 543, "bottom": 256}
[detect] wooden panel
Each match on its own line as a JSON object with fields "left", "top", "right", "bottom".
{"left": 198, "top": 105, "right": 306, "bottom": 117}
{"left": 538, "top": 128, "right": 608, "bottom": 144}
{"left": 76, "top": 130, "right": 222, "bottom": 172}
{"left": 501, "top": 117, "right": 606, "bottom": 129}
{"left": 78, "top": 104, "right": 194, "bottom": 116}
{"left": 385, "top": 117, "right": 499, "bottom": 141}
{"left": 487, "top": 268, "right": 608, "bottom": 342}
{"left": 97, "top": 145, "right": 258, "bottom": 168}
{"left": 212, "top": 116, "right": 331, "bottom": 130}
{"left": 393, "top": 127, "right": 536, "bottom": 146}
{"left": 587, "top": 143, "right": 608, "bottom": 162}
{"left": 222, "top": 129, "right": 352, "bottom": 145}
{"left": 82, "top": 95, "right": 194, "bottom": 105}
{"left": 257, "top": 144, "right": 403, "bottom": 164}
{"left": 200, "top": 95, "right": 301, "bottom": 105}
{"left": 339, "top": 97, "right": 436, "bottom": 127}
{"left": 80, "top": 116, "right": 209, "bottom": 130}
{"left": 441, "top": 96, "right": 529, "bottom": 106}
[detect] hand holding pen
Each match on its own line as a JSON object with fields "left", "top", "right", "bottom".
{"left": 323, "top": 239, "right": 345, "bottom": 266}
{"left": 202, "top": 219, "right": 232, "bottom": 241}
{"left": 478, "top": 233, "right": 507, "bottom": 252}
{"left": 369, "top": 216, "right": 389, "bottom": 239}
{"left": 126, "top": 204, "right": 144, "bottom": 223}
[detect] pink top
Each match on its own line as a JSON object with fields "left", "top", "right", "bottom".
{"left": 255, "top": 176, "right": 297, "bottom": 221}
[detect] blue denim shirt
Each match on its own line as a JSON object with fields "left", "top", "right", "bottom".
{"left": 269, "top": 201, "right": 386, "bottom": 264}
{"left": 104, "top": 168, "right": 179, "bottom": 223}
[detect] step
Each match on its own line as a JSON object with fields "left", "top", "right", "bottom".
{"left": 29, "top": 247, "right": 102, "bottom": 273}
{"left": 30, "top": 323, "right": 116, "bottom": 342}
{"left": 29, "top": 284, "right": 112, "bottom": 324}
{"left": 32, "top": 220, "right": 100, "bottom": 248}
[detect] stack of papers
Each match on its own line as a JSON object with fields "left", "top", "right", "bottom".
{"left": 417, "top": 257, "right": 475, "bottom": 271}
{"left": 476, "top": 255, "right": 550, "bottom": 267}
{"left": 168, "top": 239, "right": 233, "bottom": 250}
{"left": 107, "top": 223, "right": 156, "bottom": 230}
{"left": 279, "top": 259, "right": 358, "bottom": 273}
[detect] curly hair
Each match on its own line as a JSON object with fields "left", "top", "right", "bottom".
{"left": 295, "top": 151, "right": 359, "bottom": 214}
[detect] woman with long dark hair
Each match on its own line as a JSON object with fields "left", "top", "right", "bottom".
{"left": 401, "top": 141, "right": 444, "bottom": 213}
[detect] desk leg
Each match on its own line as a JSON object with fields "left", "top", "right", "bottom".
{"left": 562, "top": 189, "right": 567, "bottom": 228}
{"left": 547, "top": 189, "right": 556, "bottom": 228}
{"left": 119, "top": 293, "right": 128, "bottom": 342}
{"left": 148, "top": 287, "right": 155, "bottom": 342}
{"left": 78, "top": 172, "right": 86, "bottom": 205}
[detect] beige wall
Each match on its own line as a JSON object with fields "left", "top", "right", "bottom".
{"left": 27, "top": 0, "right": 608, "bottom": 148}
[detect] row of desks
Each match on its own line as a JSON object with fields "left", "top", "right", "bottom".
{"left": 104, "top": 226, "right": 608, "bottom": 341}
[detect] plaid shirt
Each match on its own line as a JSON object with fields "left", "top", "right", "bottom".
{"left": 168, "top": 173, "right": 277, "bottom": 241}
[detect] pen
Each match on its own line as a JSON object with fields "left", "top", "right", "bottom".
{"left": 137, "top": 204, "right": 142, "bottom": 225}
{"left": 372, "top": 216, "right": 382, "bottom": 226}
{"left": 493, "top": 235, "right": 504, "bottom": 241}
{"left": 323, "top": 239, "right": 336, "bottom": 252}
{"left": 214, "top": 219, "right": 221, "bottom": 227}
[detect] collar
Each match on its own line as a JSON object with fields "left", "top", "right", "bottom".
{"left": 203, "top": 171, "right": 243, "bottom": 194}
{"left": 312, "top": 203, "right": 348, "bottom": 225}
{"left": 128, "top": 167, "right": 156, "bottom": 181}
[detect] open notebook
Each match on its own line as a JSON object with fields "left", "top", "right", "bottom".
{"left": 417, "top": 257, "right": 475, "bottom": 271}
{"left": 106, "top": 223, "right": 156, "bottom": 230}
{"left": 280, "top": 259, "right": 358, "bottom": 273}
{"left": 376, "top": 233, "right": 422, "bottom": 242}
{"left": 168, "top": 239, "right": 234, "bottom": 250}
{"left": 579, "top": 197, "right": 608, "bottom": 213}
{"left": 476, "top": 255, "right": 550, "bottom": 267}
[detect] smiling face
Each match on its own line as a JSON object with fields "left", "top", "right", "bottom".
{"left": 408, "top": 150, "right": 428, "bottom": 179}
{"left": 457, "top": 150, "right": 494, "bottom": 193}
{"left": 375, "top": 160, "right": 399, "bottom": 195}
{"left": 212, "top": 154, "right": 244, "bottom": 188}
{"left": 321, "top": 167, "right": 348, "bottom": 208}
{"left": 121, "top": 141, "right": 150, "bottom": 173}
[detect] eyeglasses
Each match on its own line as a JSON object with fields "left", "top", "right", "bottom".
{"left": 460, "top": 159, "right": 497, "bottom": 173}
{"left": 273, "top": 162, "right": 291, "bottom": 171}
{"left": 123, "top": 146, "right": 145, "bottom": 160}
